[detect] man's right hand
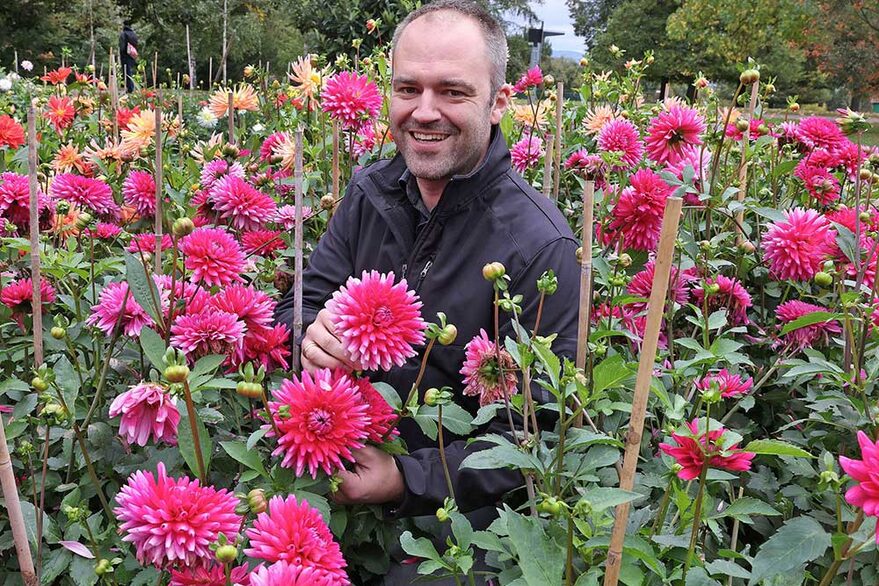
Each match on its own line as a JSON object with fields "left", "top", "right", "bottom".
{"left": 301, "top": 308, "right": 360, "bottom": 372}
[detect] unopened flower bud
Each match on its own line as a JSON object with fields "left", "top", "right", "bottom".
{"left": 320, "top": 194, "right": 336, "bottom": 210}
{"left": 215, "top": 544, "right": 238, "bottom": 564}
{"left": 172, "top": 217, "right": 195, "bottom": 237}
{"left": 618, "top": 253, "right": 631, "bottom": 267}
{"left": 739, "top": 241, "right": 756, "bottom": 253}
{"left": 789, "top": 102, "right": 800, "bottom": 112}
{"left": 543, "top": 75, "right": 555, "bottom": 88}
{"left": 819, "top": 469, "right": 839, "bottom": 485}
{"left": 579, "top": 57, "right": 589, "bottom": 67}
{"left": 860, "top": 168, "right": 873, "bottom": 182}
{"left": 438, "top": 324, "right": 457, "bottom": 346}
{"left": 695, "top": 77, "right": 709, "bottom": 89}
{"left": 739, "top": 69, "right": 760, "bottom": 85}
{"left": 699, "top": 240, "right": 712, "bottom": 252}
{"left": 757, "top": 124, "right": 769, "bottom": 135}
{"left": 576, "top": 246, "right": 583, "bottom": 263}
{"left": 423, "top": 388, "right": 440, "bottom": 407}
{"left": 94, "top": 559, "right": 112, "bottom": 576}
{"left": 222, "top": 144, "right": 240, "bottom": 158}
{"left": 823, "top": 260, "right": 835, "bottom": 272}
{"left": 735, "top": 118, "right": 750, "bottom": 132}
{"left": 244, "top": 65, "right": 255, "bottom": 78}
{"left": 435, "top": 507, "right": 449, "bottom": 522}
{"left": 814, "top": 271, "right": 833, "bottom": 287}
{"left": 704, "top": 283, "right": 721, "bottom": 296}
{"left": 51, "top": 326, "right": 66, "bottom": 339}
{"left": 55, "top": 200, "right": 71, "bottom": 215}
{"left": 247, "top": 488, "right": 268, "bottom": 514}
{"left": 164, "top": 364, "right": 190, "bottom": 383}
{"left": 482, "top": 261, "right": 505, "bottom": 281}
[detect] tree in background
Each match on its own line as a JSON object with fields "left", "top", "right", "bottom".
{"left": 566, "top": 0, "right": 624, "bottom": 49}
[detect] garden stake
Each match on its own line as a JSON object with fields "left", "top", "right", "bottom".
{"left": 28, "top": 100, "right": 44, "bottom": 366}
{"left": 14, "top": 50, "right": 17, "bottom": 74}
{"left": 292, "top": 129, "right": 304, "bottom": 373}
{"left": 735, "top": 81, "right": 759, "bottom": 245}
{"left": 154, "top": 98, "right": 163, "bottom": 273}
{"left": 553, "top": 81, "right": 563, "bottom": 200}
{"left": 186, "top": 24, "right": 195, "bottom": 89}
{"left": 177, "top": 93, "right": 183, "bottom": 123}
{"left": 109, "top": 48, "right": 119, "bottom": 142}
{"left": 543, "top": 132, "right": 554, "bottom": 198}
{"left": 209, "top": 57, "right": 213, "bottom": 90}
{"left": 152, "top": 52, "right": 158, "bottom": 88}
{"left": 228, "top": 92, "right": 235, "bottom": 144}
{"left": 0, "top": 415, "right": 37, "bottom": 586}
{"left": 332, "top": 119, "right": 341, "bottom": 206}
{"left": 604, "top": 197, "right": 683, "bottom": 586}
{"left": 726, "top": 485, "right": 745, "bottom": 586}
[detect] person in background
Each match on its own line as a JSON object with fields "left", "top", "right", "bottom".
{"left": 119, "top": 22, "right": 138, "bottom": 93}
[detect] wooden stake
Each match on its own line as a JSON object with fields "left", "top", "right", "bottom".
{"left": 152, "top": 52, "right": 158, "bottom": 89}
{"left": 292, "top": 130, "right": 305, "bottom": 373}
{"left": 208, "top": 57, "right": 213, "bottom": 90}
{"left": 0, "top": 415, "right": 37, "bottom": 586}
{"left": 542, "top": 133, "right": 554, "bottom": 198}
{"left": 575, "top": 180, "right": 595, "bottom": 371}
{"left": 177, "top": 93, "right": 183, "bottom": 123}
{"left": 735, "top": 82, "right": 759, "bottom": 244}
{"left": 14, "top": 50, "right": 18, "bottom": 74}
{"left": 604, "top": 197, "right": 683, "bottom": 586}
{"left": 227, "top": 92, "right": 235, "bottom": 144}
{"left": 108, "top": 49, "right": 118, "bottom": 142}
{"left": 154, "top": 97, "right": 163, "bottom": 274}
{"left": 331, "top": 120, "right": 340, "bottom": 201}
{"left": 27, "top": 101, "right": 43, "bottom": 367}
{"left": 186, "top": 24, "right": 195, "bottom": 89}
{"left": 552, "top": 81, "right": 564, "bottom": 200}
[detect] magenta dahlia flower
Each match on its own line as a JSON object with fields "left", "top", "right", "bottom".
{"left": 210, "top": 175, "right": 277, "bottom": 231}
{"left": 180, "top": 227, "right": 245, "bottom": 287}
{"left": 326, "top": 270, "right": 427, "bottom": 371}
{"left": 1, "top": 277, "right": 56, "bottom": 315}
{"left": 241, "top": 230, "right": 287, "bottom": 257}
{"left": 50, "top": 173, "right": 120, "bottom": 219}
{"left": 114, "top": 462, "right": 242, "bottom": 568}
{"left": 510, "top": 135, "right": 544, "bottom": 173}
{"left": 210, "top": 284, "right": 274, "bottom": 332}
{"left": 109, "top": 382, "right": 180, "bottom": 446}
{"left": 250, "top": 562, "right": 345, "bottom": 586}
{"left": 154, "top": 275, "right": 212, "bottom": 316}
{"left": 84, "top": 222, "right": 123, "bottom": 239}
{"left": 774, "top": 300, "right": 841, "bottom": 351}
{"left": 605, "top": 168, "right": 672, "bottom": 251}
{"left": 320, "top": 71, "right": 383, "bottom": 131}
{"left": 797, "top": 116, "right": 846, "bottom": 151}
{"left": 597, "top": 118, "right": 644, "bottom": 169}
{"left": 839, "top": 431, "right": 879, "bottom": 541}
{"left": 460, "top": 329, "right": 518, "bottom": 406}
{"left": 87, "top": 281, "right": 157, "bottom": 337}
{"left": 170, "top": 564, "right": 250, "bottom": 586}
{"left": 645, "top": 104, "right": 706, "bottom": 165}
{"left": 692, "top": 274, "right": 752, "bottom": 326}
{"left": 266, "top": 369, "right": 370, "bottom": 477}
{"left": 200, "top": 159, "right": 245, "bottom": 192}
{"left": 564, "top": 149, "right": 606, "bottom": 184}
{"left": 659, "top": 419, "right": 755, "bottom": 480}
{"left": 244, "top": 494, "right": 349, "bottom": 583}
{"left": 352, "top": 376, "right": 399, "bottom": 442}
{"left": 762, "top": 208, "right": 835, "bottom": 281}
{"left": 122, "top": 170, "right": 157, "bottom": 217}
{"left": 512, "top": 65, "right": 544, "bottom": 94}
{"left": 0, "top": 172, "right": 50, "bottom": 228}
{"left": 627, "top": 261, "right": 694, "bottom": 313}
{"left": 694, "top": 369, "right": 753, "bottom": 399}
{"left": 260, "top": 131, "right": 291, "bottom": 161}
{"left": 240, "top": 324, "right": 292, "bottom": 372}
{"left": 128, "top": 233, "right": 173, "bottom": 254}
{"left": 170, "top": 311, "right": 246, "bottom": 359}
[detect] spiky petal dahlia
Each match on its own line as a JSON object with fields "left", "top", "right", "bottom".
{"left": 320, "top": 71, "right": 383, "bottom": 131}
{"left": 627, "top": 260, "right": 694, "bottom": 313}
{"left": 512, "top": 65, "right": 543, "bottom": 94}
{"left": 0, "top": 277, "right": 56, "bottom": 316}
{"left": 762, "top": 208, "right": 835, "bottom": 281}
{"left": 170, "top": 311, "right": 246, "bottom": 359}
{"left": 180, "top": 227, "right": 245, "bottom": 287}
{"left": 645, "top": 104, "right": 706, "bottom": 165}
{"left": 109, "top": 382, "right": 180, "bottom": 446}
{"left": 122, "top": 170, "right": 156, "bottom": 217}
{"left": 244, "top": 495, "right": 349, "bottom": 583}
{"left": 597, "top": 118, "right": 644, "bottom": 169}
{"left": 796, "top": 116, "right": 846, "bottom": 151}
{"left": 839, "top": 431, "right": 879, "bottom": 541}
{"left": 605, "top": 168, "right": 672, "bottom": 251}
{"left": 128, "top": 233, "right": 174, "bottom": 254}
{"left": 250, "top": 562, "right": 345, "bottom": 586}
{"left": 460, "top": 329, "right": 518, "bottom": 406}
{"left": 692, "top": 274, "right": 752, "bottom": 326}
{"left": 0, "top": 115, "right": 25, "bottom": 150}
{"left": 326, "top": 270, "right": 427, "bottom": 371}
{"left": 352, "top": 376, "right": 399, "bottom": 442}
{"left": 45, "top": 95, "right": 75, "bottom": 132}
{"left": 208, "top": 84, "right": 260, "bottom": 118}
{"left": 114, "top": 463, "right": 242, "bottom": 568}
{"left": 210, "top": 175, "right": 277, "bottom": 231}
{"left": 774, "top": 300, "right": 841, "bottom": 351}
{"left": 200, "top": 159, "right": 246, "bottom": 192}
{"left": 510, "top": 134, "right": 544, "bottom": 173}
{"left": 694, "top": 369, "right": 753, "bottom": 399}
{"left": 50, "top": 173, "right": 120, "bottom": 219}
{"left": 170, "top": 564, "right": 250, "bottom": 586}
{"left": 210, "top": 284, "right": 274, "bottom": 332}
{"left": 659, "top": 419, "right": 755, "bottom": 480}
{"left": 266, "top": 369, "right": 369, "bottom": 477}
{"left": 87, "top": 281, "right": 157, "bottom": 337}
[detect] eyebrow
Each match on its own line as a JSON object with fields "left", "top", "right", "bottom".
{"left": 393, "top": 76, "right": 478, "bottom": 94}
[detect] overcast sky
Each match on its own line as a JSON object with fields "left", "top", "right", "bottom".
{"left": 522, "top": 0, "right": 586, "bottom": 56}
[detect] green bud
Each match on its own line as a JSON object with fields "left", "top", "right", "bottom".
{"left": 247, "top": 488, "right": 268, "bottom": 514}
{"left": 537, "top": 270, "right": 558, "bottom": 295}
{"left": 172, "top": 217, "right": 195, "bottom": 238}
{"left": 482, "top": 261, "right": 506, "bottom": 281}
{"left": 435, "top": 507, "right": 449, "bottom": 522}
{"left": 423, "top": 388, "right": 440, "bottom": 407}
{"left": 437, "top": 324, "right": 458, "bottom": 346}
{"left": 814, "top": 271, "right": 833, "bottom": 287}
{"left": 50, "top": 326, "right": 66, "bottom": 340}
{"left": 215, "top": 544, "right": 238, "bottom": 564}
{"left": 94, "top": 559, "right": 112, "bottom": 576}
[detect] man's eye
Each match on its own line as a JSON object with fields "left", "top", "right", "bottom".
{"left": 447, "top": 90, "right": 464, "bottom": 97}
{"left": 397, "top": 87, "right": 417, "bottom": 95}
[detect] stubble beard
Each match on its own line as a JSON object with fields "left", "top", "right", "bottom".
{"left": 394, "top": 115, "right": 492, "bottom": 182}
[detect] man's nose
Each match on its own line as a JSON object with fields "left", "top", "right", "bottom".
{"left": 411, "top": 91, "right": 441, "bottom": 124}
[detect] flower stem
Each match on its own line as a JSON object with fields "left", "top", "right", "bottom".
{"left": 403, "top": 338, "right": 436, "bottom": 411}
{"left": 437, "top": 404, "right": 455, "bottom": 500}
{"left": 683, "top": 403, "right": 712, "bottom": 581}
{"left": 182, "top": 380, "right": 207, "bottom": 483}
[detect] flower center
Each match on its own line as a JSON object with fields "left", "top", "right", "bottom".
{"left": 371, "top": 305, "right": 394, "bottom": 327}
{"left": 307, "top": 408, "right": 333, "bottom": 434}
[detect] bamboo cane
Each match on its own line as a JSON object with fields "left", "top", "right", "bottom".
{"left": 177, "top": 93, "right": 183, "bottom": 123}
{"left": 603, "top": 197, "right": 683, "bottom": 586}
{"left": 152, "top": 52, "right": 158, "bottom": 89}
{"left": 575, "top": 180, "right": 595, "bottom": 372}
{"left": 109, "top": 48, "right": 118, "bottom": 142}
{"left": 735, "top": 82, "right": 759, "bottom": 245}
{"left": 0, "top": 414, "right": 37, "bottom": 586}
{"left": 292, "top": 130, "right": 305, "bottom": 373}
{"left": 331, "top": 119, "right": 340, "bottom": 206}
{"left": 552, "top": 81, "right": 564, "bottom": 200}
{"left": 28, "top": 101, "right": 43, "bottom": 367}
{"left": 186, "top": 24, "right": 195, "bottom": 90}
{"left": 208, "top": 57, "right": 213, "bottom": 90}
{"left": 542, "top": 133, "right": 554, "bottom": 198}
{"left": 227, "top": 92, "right": 235, "bottom": 145}
{"left": 154, "top": 96, "right": 163, "bottom": 274}
{"left": 14, "top": 50, "right": 18, "bottom": 74}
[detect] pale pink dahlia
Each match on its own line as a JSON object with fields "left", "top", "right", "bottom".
{"left": 250, "top": 562, "right": 344, "bottom": 586}
{"left": 762, "top": 208, "right": 835, "bottom": 281}
{"left": 839, "top": 431, "right": 879, "bottom": 541}
{"left": 274, "top": 204, "right": 314, "bottom": 230}
{"left": 245, "top": 495, "right": 349, "bottom": 582}
{"left": 460, "top": 329, "right": 518, "bottom": 406}
{"left": 266, "top": 368, "right": 370, "bottom": 477}
{"left": 128, "top": 233, "right": 173, "bottom": 254}
{"left": 170, "top": 564, "right": 250, "bottom": 586}
{"left": 797, "top": 116, "right": 846, "bottom": 151}
{"left": 326, "top": 270, "right": 427, "bottom": 371}
{"left": 605, "top": 168, "right": 672, "bottom": 251}
{"left": 597, "top": 118, "right": 644, "bottom": 169}
{"left": 200, "top": 159, "right": 245, "bottom": 192}
{"left": 692, "top": 274, "right": 752, "bottom": 325}
{"left": 510, "top": 135, "right": 544, "bottom": 174}
{"left": 659, "top": 419, "right": 755, "bottom": 481}
{"left": 50, "top": 173, "right": 120, "bottom": 219}
{"left": 320, "top": 71, "right": 383, "bottom": 131}
{"left": 210, "top": 284, "right": 274, "bottom": 332}
{"left": 260, "top": 131, "right": 291, "bottom": 161}
{"left": 180, "top": 227, "right": 245, "bottom": 287}
{"left": 122, "top": 170, "right": 157, "bottom": 217}
{"left": 645, "top": 104, "right": 706, "bottom": 165}
{"left": 114, "top": 462, "right": 242, "bottom": 568}
{"left": 694, "top": 369, "right": 753, "bottom": 399}
{"left": 170, "top": 311, "right": 246, "bottom": 359}
{"left": 109, "top": 382, "right": 180, "bottom": 446}
{"left": 87, "top": 281, "right": 156, "bottom": 337}
{"left": 775, "top": 299, "right": 841, "bottom": 351}
{"left": 210, "top": 175, "right": 277, "bottom": 231}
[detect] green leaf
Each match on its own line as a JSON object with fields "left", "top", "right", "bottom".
{"left": 177, "top": 406, "right": 213, "bottom": 479}
{"left": 40, "top": 548, "right": 72, "bottom": 585}
{"left": 123, "top": 252, "right": 163, "bottom": 326}
{"left": 140, "top": 327, "right": 167, "bottom": 372}
{"left": 190, "top": 354, "right": 226, "bottom": 384}
{"left": 246, "top": 427, "right": 269, "bottom": 450}
{"left": 748, "top": 516, "right": 830, "bottom": 585}
{"left": 705, "top": 559, "right": 750, "bottom": 579}
{"left": 592, "top": 354, "right": 635, "bottom": 394}
{"left": 53, "top": 355, "right": 80, "bottom": 419}
{"left": 532, "top": 338, "right": 561, "bottom": 390}
{"left": 779, "top": 311, "right": 841, "bottom": 335}
{"left": 472, "top": 403, "right": 503, "bottom": 426}
{"left": 504, "top": 507, "right": 565, "bottom": 586}
{"left": 21, "top": 500, "right": 60, "bottom": 550}
{"left": 832, "top": 223, "right": 860, "bottom": 267}
{"left": 564, "top": 428, "right": 624, "bottom": 450}
{"left": 461, "top": 444, "right": 540, "bottom": 471}
{"left": 709, "top": 497, "right": 781, "bottom": 523}
{"left": 578, "top": 487, "right": 641, "bottom": 512}
{"left": 686, "top": 567, "right": 722, "bottom": 586}
{"left": 449, "top": 511, "right": 474, "bottom": 550}
{"left": 417, "top": 404, "right": 473, "bottom": 436}
{"left": 744, "top": 439, "right": 813, "bottom": 459}
{"left": 220, "top": 440, "right": 268, "bottom": 478}
{"left": 400, "top": 531, "right": 442, "bottom": 562}
{"left": 371, "top": 381, "right": 402, "bottom": 410}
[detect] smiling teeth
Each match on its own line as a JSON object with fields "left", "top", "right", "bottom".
{"left": 413, "top": 133, "right": 446, "bottom": 141}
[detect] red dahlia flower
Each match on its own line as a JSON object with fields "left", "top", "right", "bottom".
{"left": 659, "top": 419, "right": 755, "bottom": 480}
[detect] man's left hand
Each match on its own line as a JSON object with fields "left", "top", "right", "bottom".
{"left": 333, "top": 446, "right": 405, "bottom": 505}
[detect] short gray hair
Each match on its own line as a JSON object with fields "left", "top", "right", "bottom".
{"left": 391, "top": 0, "right": 508, "bottom": 96}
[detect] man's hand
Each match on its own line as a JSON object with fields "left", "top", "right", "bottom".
{"left": 301, "top": 308, "right": 359, "bottom": 372}
{"left": 333, "top": 446, "right": 405, "bottom": 505}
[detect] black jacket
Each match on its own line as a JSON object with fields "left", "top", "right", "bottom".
{"left": 119, "top": 26, "right": 138, "bottom": 64}
{"left": 276, "top": 127, "right": 580, "bottom": 517}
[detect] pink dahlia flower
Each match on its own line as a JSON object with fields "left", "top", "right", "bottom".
{"left": 128, "top": 233, "right": 173, "bottom": 254}
{"left": 597, "top": 118, "right": 644, "bottom": 169}
{"left": 50, "top": 173, "right": 120, "bottom": 219}
{"left": 692, "top": 274, "right": 752, "bottom": 326}
{"left": 266, "top": 368, "right": 370, "bottom": 477}
{"left": 725, "top": 118, "right": 772, "bottom": 142}
{"left": 794, "top": 162, "right": 840, "bottom": 205}
{"left": 774, "top": 299, "right": 841, "bottom": 351}
{"left": 87, "top": 281, "right": 157, "bottom": 337}
{"left": 833, "top": 139, "right": 868, "bottom": 180}
{"left": 244, "top": 494, "right": 349, "bottom": 583}
{"left": 155, "top": 275, "right": 212, "bottom": 316}
{"left": 645, "top": 104, "right": 706, "bottom": 165}
{"left": 84, "top": 222, "right": 123, "bottom": 239}
{"left": 210, "top": 175, "right": 277, "bottom": 231}
{"left": 122, "top": 170, "right": 157, "bottom": 217}
{"left": 241, "top": 230, "right": 286, "bottom": 257}
{"left": 797, "top": 116, "right": 846, "bottom": 151}
{"left": 260, "top": 131, "right": 291, "bottom": 162}
{"left": 320, "top": 71, "right": 383, "bottom": 131}
{"left": 250, "top": 562, "right": 344, "bottom": 586}
{"left": 604, "top": 168, "right": 672, "bottom": 251}
{"left": 460, "top": 329, "right": 519, "bottom": 406}
{"left": 762, "top": 208, "right": 835, "bottom": 281}
{"left": 1, "top": 277, "right": 56, "bottom": 314}
{"left": 664, "top": 144, "right": 711, "bottom": 184}
{"left": 326, "top": 270, "right": 427, "bottom": 371}
{"left": 659, "top": 419, "right": 755, "bottom": 480}
{"left": 170, "top": 564, "right": 250, "bottom": 586}
{"left": 210, "top": 284, "right": 274, "bottom": 332}
{"left": 114, "top": 462, "right": 242, "bottom": 568}
{"left": 564, "top": 149, "right": 606, "bottom": 183}
{"left": 510, "top": 135, "right": 544, "bottom": 174}
{"left": 627, "top": 261, "right": 694, "bottom": 313}
{"left": 200, "top": 159, "right": 245, "bottom": 192}
{"left": 839, "top": 430, "right": 879, "bottom": 540}
{"left": 1, "top": 172, "right": 50, "bottom": 228}
{"left": 694, "top": 369, "right": 753, "bottom": 399}
{"left": 240, "top": 324, "right": 292, "bottom": 372}
{"left": 180, "top": 227, "right": 245, "bottom": 287}
{"left": 274, "top": 204, "right": 314, "bottom": 230}
{"left": 170, "top": 310, "right": 246, "bottom": 359}
{"left": 352, "top": 376, "right": 399, "bottom": 442}
{"left": 109, "top": 382, "right": 180, "bottom": 446}
{"left": 512, "top": 65, "right": 543, "bottom": 94}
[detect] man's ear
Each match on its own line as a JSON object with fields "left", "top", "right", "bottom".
{"left": 489, "top": 84, "right": 512, "bottom": 125}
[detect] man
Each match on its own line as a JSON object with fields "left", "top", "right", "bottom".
{"left": 276, "top": 1, "right": 579, "bottom": 582}
{"left": 119, "top": 23, "right": 138, "bottom": 93}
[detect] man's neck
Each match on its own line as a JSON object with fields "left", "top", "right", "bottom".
{"left": 415, "top": 177, "right": 448, "bottom": 211}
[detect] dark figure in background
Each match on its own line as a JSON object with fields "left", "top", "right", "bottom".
{"left": 119, "top": 23, "right": 138, "bottom": 93}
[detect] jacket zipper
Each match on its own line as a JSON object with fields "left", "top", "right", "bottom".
{"left": 414, "top": 260, "right": 433, "bottom": 290}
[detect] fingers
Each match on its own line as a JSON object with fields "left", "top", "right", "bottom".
{"left": 301, "top": 309, "right": 357, "bottom": 371}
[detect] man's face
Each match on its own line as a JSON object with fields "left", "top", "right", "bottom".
{"left": 390, "top": 14, "right": 509, "bottom": 185}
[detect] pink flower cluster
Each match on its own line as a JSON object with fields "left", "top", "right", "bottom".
{"left": 460, "top": 328, "right": 519, "bottom": 406}
{"left": 109, "top": 382, "right": 180, "bottom": 446}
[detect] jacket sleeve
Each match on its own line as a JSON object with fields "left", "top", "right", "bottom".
{"left": 391, "top": 236, "right": 581, "bottom": 517}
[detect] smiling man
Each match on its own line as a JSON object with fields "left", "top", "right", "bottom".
{"left": 276, "top": 1, "right": 580, "bottom": 583}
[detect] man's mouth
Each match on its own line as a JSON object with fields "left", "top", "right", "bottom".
{"left": 411, "top": 132, "right": 449, "bottom": 143}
